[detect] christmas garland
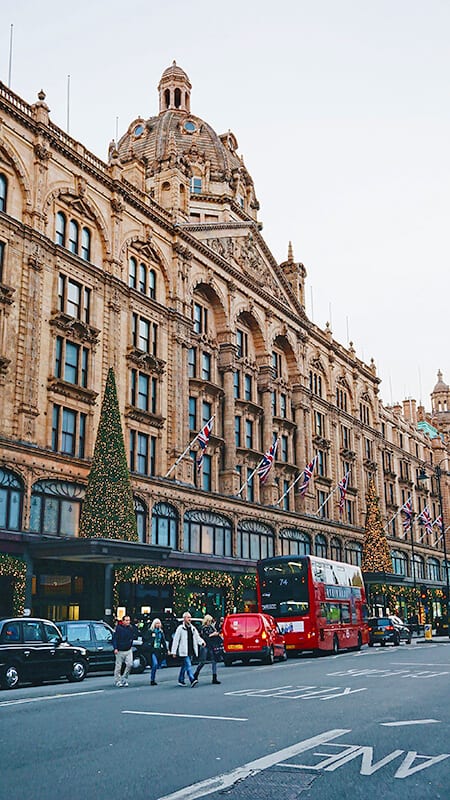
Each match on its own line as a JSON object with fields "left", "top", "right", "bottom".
{"left": 0, "top": 554, "right": 26, "bottom": 615}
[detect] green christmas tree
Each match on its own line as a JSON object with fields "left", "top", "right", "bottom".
{"left": 79, "top": 367, "right": 137, "bottom": 541}
{"left": 362, "top": 479, "right": 393, "bottom": 573}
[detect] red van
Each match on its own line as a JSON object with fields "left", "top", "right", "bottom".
{"left": 222, "top": 613, "right": 287, "bottom": 666}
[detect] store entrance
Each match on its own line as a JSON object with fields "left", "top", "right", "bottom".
{"left": 31, "top": 562, "right": 104, "bottom": 621}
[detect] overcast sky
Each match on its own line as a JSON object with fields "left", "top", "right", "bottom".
{"left": 1, "top": 1, "right": 449, "bottom": 410}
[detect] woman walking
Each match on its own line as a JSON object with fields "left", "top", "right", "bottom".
{"left": 147, "top": 618, "right": 168, "bottom": 686}
{"left": 193, "top": 614, "right": 222, "bottom": 685}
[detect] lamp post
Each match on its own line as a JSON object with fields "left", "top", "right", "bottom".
{"left": 418, "top": 462, "right": 450, "bottom": 639}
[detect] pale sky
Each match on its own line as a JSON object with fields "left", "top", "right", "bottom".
{"left": 1, "top": 0, "right": 449, "bottom": 410}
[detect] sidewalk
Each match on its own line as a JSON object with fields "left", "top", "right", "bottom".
{"left": 414, "top": 635, "right": 450, "bottom": 644}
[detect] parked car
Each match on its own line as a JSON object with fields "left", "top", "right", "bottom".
{"left": 222, "top": 612, "right": 287, "bottom": 666}
{"left": 368, "top": 616, "right": 412, "bottom": 647}
{"left": 0, "top": 617, "right": 88, "bottom": 690}
{"left": 57, "top": 620, "right": 147, "bottom": 673}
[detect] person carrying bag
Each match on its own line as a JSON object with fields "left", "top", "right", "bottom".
{"left": 193, "top": 614, "right": 222, "bottom": 685}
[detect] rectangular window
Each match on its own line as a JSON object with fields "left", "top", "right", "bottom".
{"left": 138, "top": 373, "right": 150, "bottom": 411}
{"left": 244, "top": 374, "right": 252, "bottom": 401}
{"left": 193, "top": 302, "right": 207, "bottom": 334}
{"left": 281, "top": 435, "right": 288, "bottom": 462}
{"left": 132, "top": 314, "right": 153, "bottom": 353}
{"left": 58, "top": 274, "right": 90, "bottom": 322}
{"left": 272, "top": 351, "right": 282, "bottom": 378}
{"left": 317, "top": 449, "right": 327, "bottom": 476}
{"left": 151, "top": 377, "right": 157, "bottom": 414}
{"left": 247, "top": 468, "right": 254, "bottom": 502}
{"left": 317, "top": 490, "right": 329, "bottom": 519}
{"left": 202, "top": 454, "right": 212, "bottom": 491}
{"left": 55, "top": 338, "right": 89, "bottom": 387}
{"left": 280, "top": 394, "right": 287, "bottom": 418}
{"left": 315, "top": 411, "right": 325, "bottom": 437}
{"left": 202, "top": 352, "right": 211, "bottom": 381}
{"left": 233, "top": 371, "right": 240, "bottom": 399}
{"left": 236, "top": 329, "right": 248, "bottom": 359}
{"left": 137, "top": 432, "right": 149, "bottom": 474}
{"left": 245, "top": 419, "right": 253, "bottom": 449}
{"left": 282, "top": 479, "right": 290, "bottom": 511}
{"left": 202, "top": 400, "right": 212, "bottom": 426}
{"left": 365, "top": 438, "right": 373, "bottom": 460}
{"left": 341, "top": 425, "right": 351, "bottom": 449}
{"left": 150, "top": 436, "right": 156, "bottom": 477}
{"left": 52, "top": 404, "right": 86, "bottom": 457}
{"left": 235, "top": 416, "right": 241, "bottom": 447}
{"left": 271, "top": 391, "right": 276, "bottom": 416}
{"left": 129, "top": 258, "right": 137, "bottom": 289}
{"left": 0, "top": 241, "right": 4, "bottom": 283}
{"left": 188, "top": 347, "right": 197, "bottom": 378}
{"left": 189, "top": 397, "right": 197, "bottom": 431}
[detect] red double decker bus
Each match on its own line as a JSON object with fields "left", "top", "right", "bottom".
{"left": 257, "top": 554, "right": 369, "bottom": 655}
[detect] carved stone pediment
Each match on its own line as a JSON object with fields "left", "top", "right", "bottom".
{"left": 49, "top": 312, "right": 100, "bottom": 345}
{"left": 126, "top": 347, "right": 165, "bottom": 374}
{"left": 204, "top": 233, "right": 287, "bottom": 302}
{"left": 125, "top": 406, "right": 165, "bottom": 428}
{"left": 59, "top": 193, "right": 95, "bottom": 221}
{"left": 0, "top": 283, "right": 15, "bottom": 305}
{"left": 47, "top": 378, "right": 98, "bottom": 405}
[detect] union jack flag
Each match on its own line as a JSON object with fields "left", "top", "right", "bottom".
{"left": 418, "top": 505, "right": 433, "bottom": 536}
{"left": 299, "top": 456, "right": 317, "bottom": 498}
{"left": 401, "top": 497, "right": 413, "bottom": 533}
{"left": 434, "top": 514, "right": 443, "bottom": 533}
{"left": 196, "top": 418, "right": 213, "bottom": 472}
{"left": 338, "top": 472, "right": 350, "bottom": 515}
{"left": 257, "top": 439, "right": 278, "bottom": 485}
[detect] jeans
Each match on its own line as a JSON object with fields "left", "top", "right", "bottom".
{"left": 178, "top": 655, "right": 195, "bottom": 684}
{"left": 151, "top": 653, "right": 160, "bottom": 682}
{"left": 114, "top": 649, "right": 133, "bottom": 683}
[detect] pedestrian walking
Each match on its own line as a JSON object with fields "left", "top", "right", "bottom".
{"left": 170, "top": 611, "right": 205, "bottom": 687}
{"left": 112, "top": 614, "right": 135, "bottom": 687}
{"left": 193, "top": 614, "right": 222, "bottom": 685}
{"left": 147, "top": 618, "right": 168, "bottom": 685}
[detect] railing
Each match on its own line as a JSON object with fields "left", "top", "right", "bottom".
{"left": 0, "top": 81, "right": 33, "bottom": 117}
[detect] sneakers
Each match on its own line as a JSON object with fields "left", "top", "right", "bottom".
{"left": 178, "top": 680, "right": 186, "bottom": 686}
{"left": 114, "top": 680, "right": 123, "bottom": 687}
{"left": 150, "top": 681, "right": 157, "bottom": 686}
{"left": 191, "top": 678, "right": 198, "bottom": 687}
{"left": 122, "top": 680, "right": 129, "bottom": 687}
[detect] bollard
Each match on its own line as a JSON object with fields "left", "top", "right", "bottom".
{"left": 424, "top": 623, "right": 432, "bottom": 641}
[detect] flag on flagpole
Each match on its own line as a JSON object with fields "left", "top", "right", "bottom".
{"left": 299, "top": 456, "right": 317, "bottom": 497}
{"left": 257, "top": 439, "right": 278, "bottom": 485}
{"left": 418, "top": 505, "right": 433, "bottom": 536}
{"left": 196, "top": 418, "right": 213, "bottom": 472}
{"left": 433, "top": 514, "right": 443, "bottom": 533}
{"left": 338, "top": 472, "right": 350, "bottom": 515}
{"left": 401, "top": 497, "right": 413, "bottom": 533}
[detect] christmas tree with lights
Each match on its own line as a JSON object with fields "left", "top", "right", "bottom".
{"left": 79, "top": 367, "right": 137, "bottom": 541}
{"left": 362, "top": 479, "right": 392, "bottom": 573}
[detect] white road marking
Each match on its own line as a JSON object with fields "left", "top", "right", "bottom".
{"left": 0, "top": 689, "right": 105, "bottom": 706}
{"left": 381, "top": 719, "right": 440, "bottom": 727}
{"left": 122, "top": 710, "right": 247, "bottom": 721}
{"left": 157, "top": 729, "right": 350, "bottom": 800}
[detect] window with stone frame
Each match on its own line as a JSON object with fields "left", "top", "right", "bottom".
{"left": 0, "top": 173, "right": 8, "bottom": 212}
{"left": 58, "top": 273, "right": 91, "bottom": 323}
{"left": 54, "top": 337, "right": 89, "bottom": 388}
{"left": 55, "top": 211, "right": 91, "bottom": 261}
{"left": 51, "top": 404, "right": 86, "bottom": 458}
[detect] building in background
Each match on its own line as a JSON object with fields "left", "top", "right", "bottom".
{"left": 0, "top": 64, "right": 448, "bottom": 624}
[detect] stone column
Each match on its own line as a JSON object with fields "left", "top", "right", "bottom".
{"left": 219, "top": 342, "right": 238, "bottom": 494}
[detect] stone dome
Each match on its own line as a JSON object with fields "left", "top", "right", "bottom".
{"left": 433, "top": 370, "right": 449, "bottom": 393}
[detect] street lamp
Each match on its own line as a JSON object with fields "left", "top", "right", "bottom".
{"left": 418, "top": 462, "right": 450, "bottom": 639}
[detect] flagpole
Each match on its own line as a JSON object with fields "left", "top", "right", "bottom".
{"left": 236, "top": 462, "right": 262, "bottom": 497}
{"left": 275, "top": 470, "right": 304, "bottom": 506}
{"left": 315, "top": 480, "right": 345, "bottom": 517}
{"left": 164, "top": 415, "right": 215, "bottom": 478}
{"left": 384, "top": 495, "right": 411, "bottom": 533}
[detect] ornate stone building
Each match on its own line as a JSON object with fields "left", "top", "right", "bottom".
{"left": 0, "top": 63, "right": 448, "bottom": 623}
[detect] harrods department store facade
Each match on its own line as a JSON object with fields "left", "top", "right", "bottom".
{"left": 0, "top": 64, "right": 449, "bottom": 622}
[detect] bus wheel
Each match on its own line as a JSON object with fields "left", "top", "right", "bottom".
{"left": 332, "top": 635, "right": 339, "bottom": 655}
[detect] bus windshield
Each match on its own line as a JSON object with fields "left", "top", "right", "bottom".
{"left": 257, "top": 558, "right": 309, "bottom": 617}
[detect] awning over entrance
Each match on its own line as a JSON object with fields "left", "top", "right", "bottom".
{"left": 27, "top": 537, "right": 171, "bottom": 564}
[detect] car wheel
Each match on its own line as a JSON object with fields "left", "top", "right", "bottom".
{"left": 406, "top": 637, "right": 412, "bottom": 645}
{"left": 380, "top": 641, "right": 386, "bottom": 647}
{"left": 1, "top": 664, "right": 20, "bottom": 690}
{"left": 394, "top": 634, "right": 400, "bottom": 646}
{"left": 131, "top": 654, "right": 147, "bottom": 674}
{"left": 264, "top": 647, "right": 274, "bottom": 665}
{"left": 368, "top": 642, "right": 374, "bottom": 647}
{"left": 67, "top": 659, "right": 88, "bottom": 683}
{"left": 332, "top": 635, "right": 339, "bottom": 655}
{"left": 279, "top": 646, "right": 288, "bottom": 662}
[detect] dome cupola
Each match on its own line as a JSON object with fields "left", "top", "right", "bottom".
{"left": 158, "top": 60, "right": 191, "bottom": 114}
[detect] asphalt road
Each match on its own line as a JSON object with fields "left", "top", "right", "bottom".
{"left": 1, "top": 641, "right": 449, "bottom": 800}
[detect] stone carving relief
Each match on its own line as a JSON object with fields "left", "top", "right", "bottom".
{"left": 204, "top": 233, "right": 285, "bottom": 301}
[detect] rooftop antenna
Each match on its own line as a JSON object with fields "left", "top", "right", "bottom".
{"left": 328, "top": 302, "right": 333, "bottom": 329}
{"left": 115, "top": 116, "right": 119, "bottom": 141}
{"left": 346, "top": 315, "right": 350, "bottom": 344}
{"left": 310, "top": 286, "right": 314, "bottom": 323}
{"left": 66, "top": 74, "right": 70, "bottom": 133}
{"left": 418, "top": 366, "right": 423, "bottom": 405}
{"left": 8, "top": 24, "right": 13, "bottom": 87}
{"left": 389, "top": 374, "right": 393, "bottom": 405}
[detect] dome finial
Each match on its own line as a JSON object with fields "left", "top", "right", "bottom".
{"left": 288, "top": 241, "right": 294, "bottom": 263}
{"left": 158, "top": 62, "right": 192, "bottom": 114}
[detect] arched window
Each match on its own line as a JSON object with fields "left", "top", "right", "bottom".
{"left": 56, "top": 211, "right": 66, "bottom": 246}
{"left": 237, "top": 519, "right": 274, "bottom": 561}
{"left": 29, "top": 480, "right": 85, "bottom": 537}
{"left": 345, "top": 540, "right": 363, "bottom": 566}
{"left": 330, "top": 537, "right": 342, "bottom": 562}
{"left": 129, "top": 257, "right": 137, "bottom": 289}
{"left": 391, "top": 550, "right": 407, "bottom": 576}
{"left": 190, "top": 176, "right": 202, "bottom": 194}
{"left": 139, "top": 262, "right": 147, "bottom": 294}
{"left": 81, "top": 227, "right": 91, "bottom": 261}
{"left": 149, "top": 269, "right": 156, "bottom": 300}
{"left": 151, "top": 501, "right": 178, "bottom": 548}
{"left": 427, "top": 557, "right": 440, "bottom": 582}
{"left": 174, "top": 88, "right": 181, "bottom": 108}
{"left": 134, "top": 497, "right": 147, "bottom": 543}
{"left": 0, "top": 173, "right": 7, "bottom": 212}
{"left": 280, "top": 529, "right": 311, "bottom": 556}
{"left": 315, "top": 534, "right": 328, "bottom": 559}
{"left": 411, "top": 554, "right": 425, "bottom": 581}
{"left": 68, "top": 220, "right": 79, "bottom": 254}
{"left": 164, "top": 89, "right": 170, "bottom": 109}
{"left": 0, "top": 468, "right": 24, "bottom": 531}
{"left": 184, "top": 509, "right": 232, "bottom": 556}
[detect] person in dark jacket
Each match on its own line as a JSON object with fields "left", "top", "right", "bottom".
{"left": 193, "top": 614, "right": 222, "bottom": 685}
{"left": 112, "top": 615, "right": 135, "bottom": 687}
{"left": 147, "top": 618, "right": 168, "bottom": 685}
